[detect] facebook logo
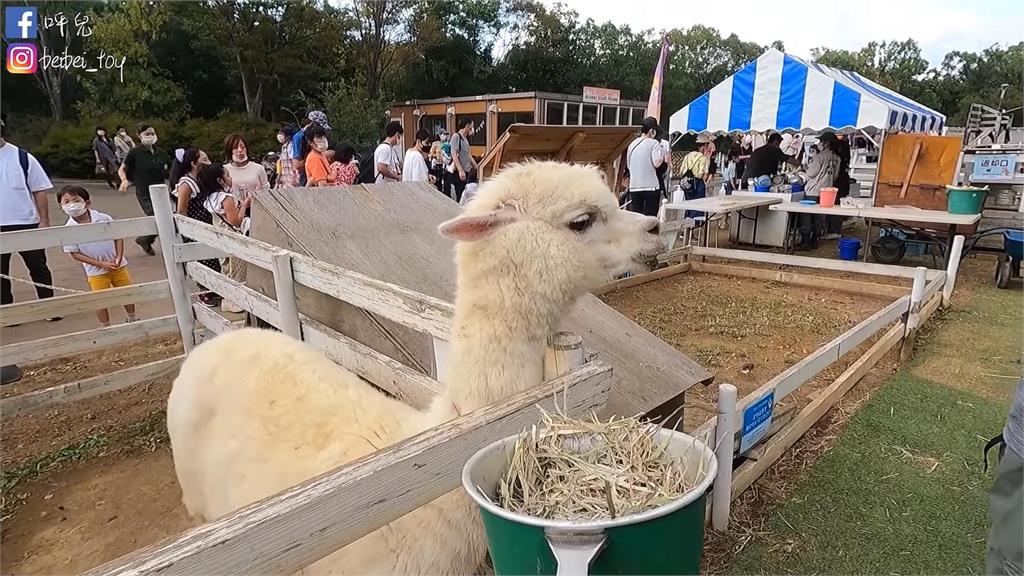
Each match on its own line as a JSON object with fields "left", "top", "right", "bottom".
{"left": 5, "top": 7, "right": 38, "bottom": 40}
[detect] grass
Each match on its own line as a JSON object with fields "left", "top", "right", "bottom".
{"left": 725, "top": 258, "right": 1021, "bottom": 575}
{"left": 727, "top": 374, "right": 1008, "bottom": 575}
{"left": 0, "top": 408, "right": 169, "bottom": 522}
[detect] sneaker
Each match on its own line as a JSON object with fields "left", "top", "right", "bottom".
{"left": 198, "top": 292, "right": 222, "bottom": 307}
{"left": 125, "top": 317, "right": 139, "bottom": 323}
{"left": 46, "top": 316, "right": 63, "bottom": 322}
{"left": 822, "top": 233, "right": 841, "bottom": 241}
{"left": 135, "top": 237, "right": 156, "bottom": 256}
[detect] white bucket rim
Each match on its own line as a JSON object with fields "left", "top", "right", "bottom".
{"left": 462, "top": 428, "right": 718, "bottom": 531}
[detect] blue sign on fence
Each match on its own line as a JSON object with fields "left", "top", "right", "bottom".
{"left": 972, "top": 154, "right": 1016, "bottom": 181}
{"left": 739, "top": 390, "right": 775, "bottom": 453}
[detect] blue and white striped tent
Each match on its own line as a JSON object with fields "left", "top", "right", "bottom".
{"left": 669, "top": 48, "right": 945, "bottom": 136}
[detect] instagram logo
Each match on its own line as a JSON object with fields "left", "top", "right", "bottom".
{"left": 6, "top": 43, "right": 38, "bottom": 74}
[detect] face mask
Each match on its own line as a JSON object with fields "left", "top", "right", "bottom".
{"left": 276, "top": 133, "right": 287, "bottom": 144}
{"left": 314, "top": 138, "right": 328, "bottom": 152}
{"left": 97, "top": 131, "right": 105, "bottom": 137}
{"left": 141, "top": 134, "right": 157, "bottom": 146}
{"left": 233, "top": 152, "right": 248, "bottom": 163}
{"left": 62, "top": 202, "right": 87, "bottom": 217}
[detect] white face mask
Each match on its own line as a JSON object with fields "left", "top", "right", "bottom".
{"left": 140, "top": 134, "right": 157, "bottom": 146}
{"left": 276, "top": 133, "right": 287, "bottom": 144}
{"left": 314, "top": 138, "right": 328, "bottom": 152}
{"left": 62, "top": 202, "right": 87, "bottom": 217}
{"left": 233, "top": 151, "right": 248, "bottom": 163}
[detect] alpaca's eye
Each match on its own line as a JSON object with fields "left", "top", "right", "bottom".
{"left": 567, "top": 213, "right": 594, "bottom": 233}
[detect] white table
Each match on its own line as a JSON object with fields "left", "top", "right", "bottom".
{"left": 770, "top": 203, "right": 982, "bottom": 264}
{"left": 664, "top": 196, "right": 782, "bottom": 247}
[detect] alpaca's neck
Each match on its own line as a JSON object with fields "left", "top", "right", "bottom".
{"left": 432, "top": 263, "right": 568, "bottom": 418}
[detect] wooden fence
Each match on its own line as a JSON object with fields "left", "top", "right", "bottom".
{"left": 0, "top": 217, "right": 181, "bottom": 418}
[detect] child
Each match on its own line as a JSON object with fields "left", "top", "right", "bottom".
{"left": 58, "top": 186, "right": 138, "bottom": 327}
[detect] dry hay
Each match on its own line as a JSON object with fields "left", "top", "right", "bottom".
{"left": 495, "top": 410, "right": 710, "bottom": 521}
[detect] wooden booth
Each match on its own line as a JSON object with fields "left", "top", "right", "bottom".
{"left": 388, "top": 91, "right": 648, "bottom": 158}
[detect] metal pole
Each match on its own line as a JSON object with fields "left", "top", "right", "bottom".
{"left": 712, "top": 383, "right": 737, "bottom": 531}
{"left": 149, "top": 184, "right": 196, "bottom": 353}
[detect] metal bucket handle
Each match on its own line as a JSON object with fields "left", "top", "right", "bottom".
{"left": 545, "top": 530, "right": 606, "bottom": 576}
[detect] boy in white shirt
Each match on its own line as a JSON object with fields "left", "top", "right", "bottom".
{"left": 402, "top": 129, "right": 435, "bottom": 184}
{"left": 58, "top": 186, "right": 137, "bottom": 327}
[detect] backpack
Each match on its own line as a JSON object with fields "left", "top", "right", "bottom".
{"left": 18, "top": 148, "right": 30, "bottom": 189}
{"left": 357, "top": 151, "right": 376, "bottom": 184}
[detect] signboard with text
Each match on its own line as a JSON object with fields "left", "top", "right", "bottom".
{"left": 583, "top": 86, "right": 620, "bottom": 105}
{"left": 739, "top": 390, "right": 775, "bottom": 453}
{"left": 971, "top": 154, "right": 1016, "bottom": 181}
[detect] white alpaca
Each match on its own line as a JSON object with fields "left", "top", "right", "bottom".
{"left": 167, "top": 161, "right": 665, "bottom": 574}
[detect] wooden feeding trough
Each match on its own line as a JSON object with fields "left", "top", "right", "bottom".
{"left": 477, "top": 124, "right": 638, "bottom": 186}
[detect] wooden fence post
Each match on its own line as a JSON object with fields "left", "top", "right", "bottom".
{"left": 544, "top": 331, "right": 585, "bottom": 381}
{"left": 942, "top": 235, "right": 965, "bottom": 308}
{"left": 900, "top": 266, "right": 929, "bottom": 363}
{"left": 150, "top": 184, "right": 196, "bottom": 353}
{"left": 271, "top": 251, "right": 302, "bottom": 340}
{"left": 712, "top": 383, "right": 737, "bottom": 532}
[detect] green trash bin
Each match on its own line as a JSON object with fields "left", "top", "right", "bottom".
{"left": 462, "top": 428, "right": 717, "bottom": 576}
{"left": 944, "top": 185, "right": 989, "bottom": 215}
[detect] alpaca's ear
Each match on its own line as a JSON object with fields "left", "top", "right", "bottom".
{"left": 438, "top": 209, "right": 519, "bottom": 241}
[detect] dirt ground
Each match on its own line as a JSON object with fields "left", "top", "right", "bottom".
{"left": 600, "top": 270, "right": 893, "bottom": 428}
{"left": 0, "top": 258, "right": 956, "bottom": 574}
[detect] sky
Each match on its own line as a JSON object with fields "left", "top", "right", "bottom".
{"left": 547, "top": 0, "right": 1023, "bottom": 67}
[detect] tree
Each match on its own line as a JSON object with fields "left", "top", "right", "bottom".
{"left": 197, "top": 0, "right": 349, "bottom": 120}
{"left": 77, "top": 0, "right": 189, "bottom": 120}
{"left": 348, "top": 0, "right": 414, "bottom": 99}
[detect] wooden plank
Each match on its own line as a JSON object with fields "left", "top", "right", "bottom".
{"left": 730, "top": 322, "right": 903, "bottom": 500}
{"left": 0, "top": 315, "right": 178, "bottom": 365}
{"left": 898, "top": 141, "right": 922, "bottom": 199}
{"left": 691, "top": 294, "right": 909, "bottom": 440}
{"left": 188, "top": 262, "right": 441, "bottom": 407}
{"left": 192, "top": 303, "right": 235, "bottom": 336}
{"left": 922, "top": 272, "right": 946, "bottom": 302}
{"left": 0, "top": 280, "right": 170, "bottom": 327}
{"left": 173, "top": 242, "right": 227, "bottom": 263}
{"left": 0, "top": 217, "right": 157, "bottom": 254}
{"left": 302, "top": 316, "right": 443, "bottom": 409}
{"left": 251, "top": 182, "right": 713, "bottom": 418}
{"left": 691, "top": 262, "right": 910, "bottom": 299}
{"left": 591, "top": 263, "right": 691, "bottom": 296}
{"left": 86, "top": 361, "right": 614, "bottom": 576}
{"left": 290, "top": 254, "right": 454, "bottom": 341}
{"left": 690, "top": 246, "right": 944, "bottom": 280}
{"left": 556, "top": 131, "right": 587, "bottom": 160}
{"left": 176, "top": 217, "right": 275, "bottom": 269}
{"left": 1, "top": 356, "right": 184, "bottom": 418}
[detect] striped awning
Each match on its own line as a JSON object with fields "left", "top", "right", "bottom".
{"left": 669, "top": 48, "right": 945, "bottom": 135}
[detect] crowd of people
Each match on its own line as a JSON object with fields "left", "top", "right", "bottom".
{"left": 622, "top": 120, "right": 853, "bottom": 251}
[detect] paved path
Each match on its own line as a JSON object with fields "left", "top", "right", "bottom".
{"left": 2, "top": 179, "right": 174, "bottom": 346}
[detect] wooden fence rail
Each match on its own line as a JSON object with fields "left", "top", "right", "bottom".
{"left": 0, "top": 280, "right": 170, "bottom": 327}
{"left": 0, "top": 217, "right": 157, "bottom": 254}
{"left": 86, "top": 361, "right": 614, "bottom": 576}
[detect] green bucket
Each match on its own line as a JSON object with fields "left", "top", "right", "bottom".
{"left": 944, "top": 186, "right": 989, "bottom": 215}
{"left": 462, "top": 429, "right": 717, "bottom": 576}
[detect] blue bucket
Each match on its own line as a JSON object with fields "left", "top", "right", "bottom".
{"left": 838, "top": 237, "right": 861, "bottom": 261}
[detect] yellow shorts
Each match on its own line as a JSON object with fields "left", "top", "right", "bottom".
{"left": 87, "top": 267, "right": 132, "bottom": 291}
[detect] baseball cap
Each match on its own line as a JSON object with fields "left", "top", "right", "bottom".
{"left": 695, "top": 133, "right": 713, "bottom": 144}
{"left": 307, "top": 110, "right": 331, "bottom": 130}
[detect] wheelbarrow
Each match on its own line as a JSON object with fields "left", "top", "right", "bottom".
{"left": 995, "top": 229, "right": 1024, "bottom": 289}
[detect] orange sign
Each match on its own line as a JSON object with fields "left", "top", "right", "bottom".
{"left": 583, "top": 86, "right": 620, "bottom": 105}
